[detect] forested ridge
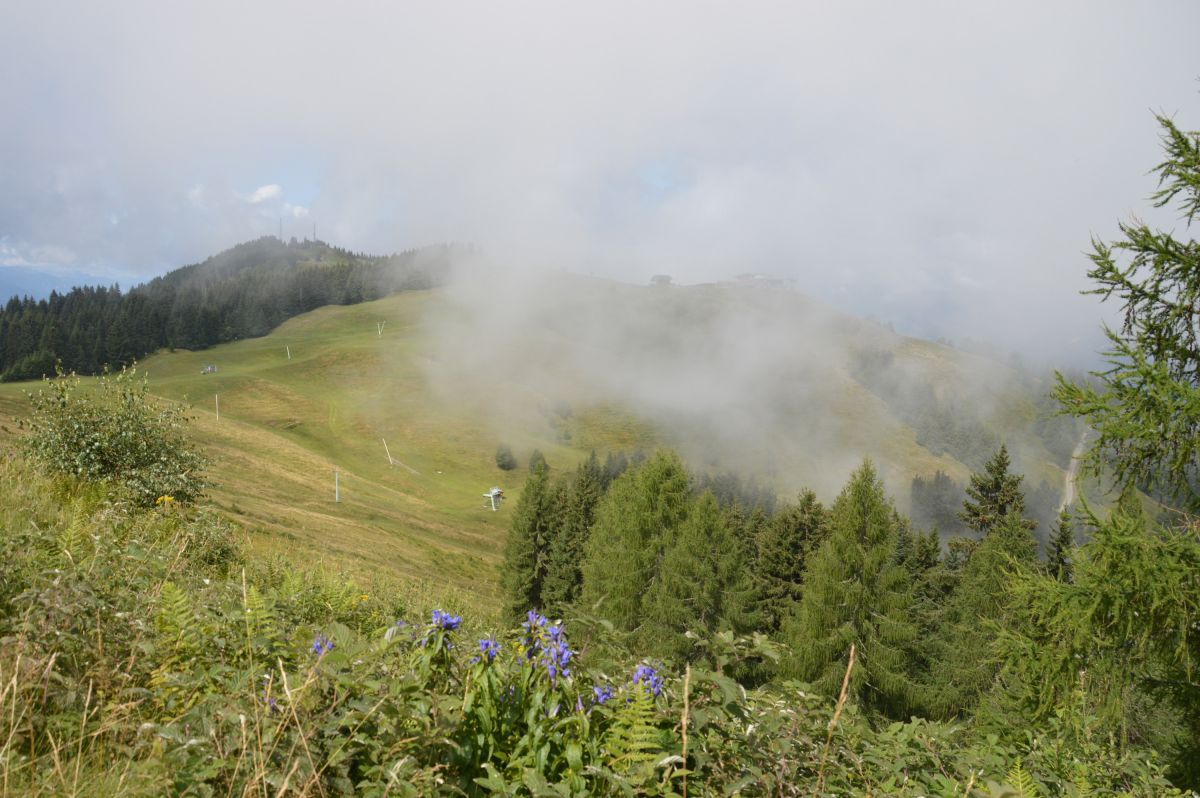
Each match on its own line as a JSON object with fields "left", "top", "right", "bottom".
{"left": 0, "top": 237, "right": 452, "bottom": 380}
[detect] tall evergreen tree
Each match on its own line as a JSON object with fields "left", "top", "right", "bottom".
{"left": 895, "top": 517, "right": 951, "bottom": 695}
{"left": 931, "top": 511, "right": 1038, "bottom": 716}
{"left": 541, "top": 453, "right": 604, "bottom": 615}
{"left": 1046, "top": 510, "right": 1074, "bottom": 582}
{"left": 959, "top": 445, "right": 1034, "bottom": 535}
{"left": 601, "top": 451, "right": 630, "bottom": 489}
{"left": 755, "top": 490, "right": 828, "bottom": 632}
{"left": 781, "top": 460, "right": 920, "bottom": 718}
{"left": 642, "top": 491, "right": 754, "bottom": 661}
{"left": 580, "top": 451, "right": 690, "bottom": 631}
{"left": 730, "top": 505, "right": 767, "bottom": 572}
{"left": 500, "top": 462, "right": 560, "bottom": 621}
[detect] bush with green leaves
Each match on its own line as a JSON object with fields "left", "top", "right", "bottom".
{"left": 21, "top": 365, "right": 208, "bottom": 506}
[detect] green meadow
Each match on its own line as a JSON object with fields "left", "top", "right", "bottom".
{"left": 0, "top": 283, "right": 1081, "bottom": 608}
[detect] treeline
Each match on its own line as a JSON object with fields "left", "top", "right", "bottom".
{"left": 501, "top": 443, "right": 1199, "bottom": 784}
{"left": 0, "top": 237, "right": 452, "bottom": 381}
{"left": 502, "top": 444, "right": 1056, "bottom": 694}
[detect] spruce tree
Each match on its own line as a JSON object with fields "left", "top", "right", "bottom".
{"left": 602, "top": 451, "right": 630, "bottom": 489}
{"left": 500, "top": 461, "right": 559, "bottom": 620}
{"left": 1046, "top": 510, "right": 1074, "bottom": 582}
{"left": 541, "top": 453, "right": 604, "bottom": 615}
{"left": 642, "top": 491, "right": 753, "bottom": 661}
{"left": 781, "top": 460, "right": 919, "bottom": 718}
{"left": 732, "top": 505, "right": 767, "bottom": 571}
{"left": 931, "top": 511, "right": 1038, "bottom": 715}
{"left": 755, "top": 490, "right": 828, "bottom": 632}
{"left": 895, "top": 518, "right": 950, "bottom": 698}
{"left": 959, "top": 445, "right": 1034, "bottom": 535}
{"left": 580, "top": 451, "right": 690, "bottom": 631}
{"left": 895, "top": 517, "right": 941, "bottom": 578}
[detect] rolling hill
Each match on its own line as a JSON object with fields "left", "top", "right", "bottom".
{"left": 0, "top": 270, "right": 1083, "bottom": 606}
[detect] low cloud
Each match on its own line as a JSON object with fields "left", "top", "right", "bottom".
{"left": 0, "top": 1, "right": 1197, "bottom": 363}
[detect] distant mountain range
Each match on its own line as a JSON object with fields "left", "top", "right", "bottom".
{"left": 0, "top": 265, "right": 128, "bottom": 302}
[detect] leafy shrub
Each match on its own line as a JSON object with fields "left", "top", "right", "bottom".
{"left": 21, "top": 365, "right": 208, "bottom": 506}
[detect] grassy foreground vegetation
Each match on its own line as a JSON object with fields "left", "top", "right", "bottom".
{"left": 0, "top": 457, "right": 1184, "bottom": 796}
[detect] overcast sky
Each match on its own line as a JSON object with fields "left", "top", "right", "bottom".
{"left": 2, "top": 1, "right": 1198, "bottom": 363}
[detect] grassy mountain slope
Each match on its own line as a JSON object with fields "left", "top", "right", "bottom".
{"left": 0, "top": 277, "right": 1076, "bottom": 603}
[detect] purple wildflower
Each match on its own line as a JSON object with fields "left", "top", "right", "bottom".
{"left": 521, "top": 610, "right": 548, "bottom": 659}
{"left": 311, "top": 632, "right": 334, "bottom": 656}
{"left": 632, "top": 664, "right": 663, "bottom": 697}
{"left": 430, "top": 609, "right": 462, "bottom": 631}
{"left": 260, "top": 676, "right": 282, "bottom": 713}
{"left": 592, "top": 685, "right": 614, "bottom": 705}
{"left": 540, "top": 624, "right": 572, "bottom": 684}
{"left": 470, "top": 637, "right": 501, "bottom": 664}
{"left": 519, "top": 608, "right": 574, "bottom": 685}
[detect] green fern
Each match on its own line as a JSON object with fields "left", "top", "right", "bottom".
{"left": 1005, "top": 760, "right": 1041, "bottom": 798}
{"left": 57, "top": 501, "right": 91, "bottom": 565}
{"left": 150, "top": 581, "right": 203, "bottom": 713}
{"left": 156, "top": 581, "right": 201, "bottom": 658}
{"left": 603, "top": 688, "right": 663, "bottom": 786}
{"left": 1070, "top": 761, "right": 1094, "bottom": 798}
{"left": 244, "top": 584, "right": 284, "bottom": 664}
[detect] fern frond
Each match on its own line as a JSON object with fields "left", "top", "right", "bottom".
{"left": 156, "top": 581, "right": 201, "bottom": 660}
{"left": 1071, "top": 760, "right": 1094, "bottom": 798}
{"left": 1005, "top": 760, "right": 1041, "bottom": 798}
{"left": 244, "top": 584, "right": 284, "bottom": 664}
{"left": 150, "top": 580, "right": 204, "bottom": 714}
{"left": 604, "top": 688, "right": 663, "bottom": 786}
{"left": 57, "top": 501, "right": 91, "bottom": 565}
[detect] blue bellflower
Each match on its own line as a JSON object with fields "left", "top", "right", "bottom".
{"left": 474, "top": 637, "right": 501, "bottom": 664}
{"left": 632, "top": 664, "right": 663, "bottom": 697}
{"left": 520, "top": 608, "right": 574, "bottom": 685}
{"left": 430, "top": 609, "right": 462, "bottom": 631}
